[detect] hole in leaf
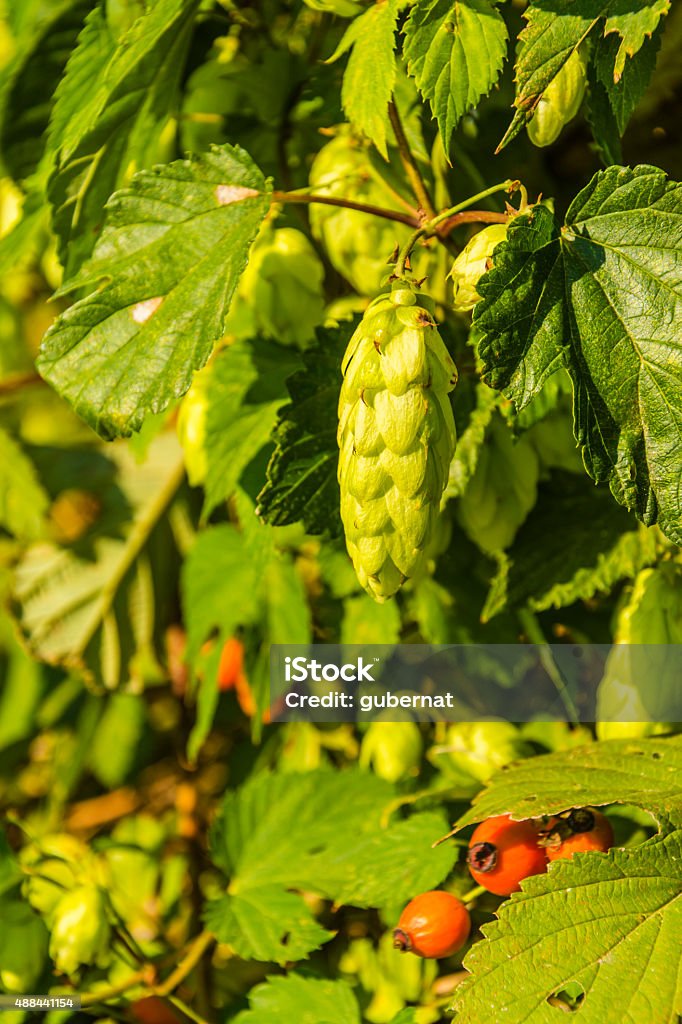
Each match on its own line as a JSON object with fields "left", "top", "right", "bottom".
{"left": 651, "top": 752, "right": 662, "bottom": 760}
{"left": 280, "top": 932, "right": 291, "bottom": 947}
{"left": 547, "top": 981, "right": 585, "bottom": 1013}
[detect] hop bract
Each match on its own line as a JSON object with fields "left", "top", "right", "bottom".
{"left": 449, "top": 223, "right": 508, "bottom": 311}
{"left": 527, "top": 49, "right": 587, "bottom": 148}
{"left": 338, "top": 280, "right": 457, "bottom": 601}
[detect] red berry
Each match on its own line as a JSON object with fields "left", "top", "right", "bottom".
{"left": 544, "top": 808, "right": 614, "bottom": 861}
{"left": 467, "top": 814, "right": 548, "bottom": 896}
{"left": 393, "top": 890, "right": 470, "bottom": 959}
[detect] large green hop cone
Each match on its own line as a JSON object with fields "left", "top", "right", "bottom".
{"left": 338, "top": 281, "right": 457, "bottom": 601}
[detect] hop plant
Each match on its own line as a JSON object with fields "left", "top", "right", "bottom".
{"left": 527, "top": 49, "right": 588, "bottom": 148}
{"left": 49, "top": 885, "right": 112, "bottom": 975}
{"left": 449, "top": 223, "right": 508, "bottom": 312}
{"left": 227, "top": 225, "right": 326, "bottom": 347}
{"left": 309, "top": 132, "right": 434, "bottom": 295}
{"left": 338, "top": 280, "right": 457, "bottom": 601}
{"left": 458, "top": 415, "right": 539, "bottom": 553}
{"left": 20, "top": 834, "right": 96, "bottom": 921}
{"left": 443, "top": 720, "right": 533, "bottom": 782}
{"left": 360, "top": 718, "right": 423, "bottom": 781}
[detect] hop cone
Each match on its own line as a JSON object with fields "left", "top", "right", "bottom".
{"left": 527, "top": 49, "right": 587, "bottom": 148}
{"left": 227, "top": 225, "right": 325, "bottom": 347}
{"left": 309, "top": 132, "right": 434, "bottom": 295}
{"left": 449, "top": 223, "right": 508, "bottom": 312}
{"left": 338, "top": 281, "right": 457, "bottom": 601}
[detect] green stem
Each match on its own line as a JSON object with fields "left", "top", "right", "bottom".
{"left": 166, "top": 994, "right": 213, "bottom": 1024}
{"left": 388, "top": 99, "right": 436, "bottom": 218}
{"left": 271, "top": 189, "right": 418, "bottom": 228}
{"left": 80, "top": 968, "right": 152, "bottom": 1008}
{"left": 461, "top": 884, "right": 487, "bottom": 905}
{"left": 517, "top": 608, "right": 580, "bottom": 724}
{"left": 395, "top": 180, "right": 517, "bottom": 276}
{"left": 154, "top": 930, "right": 215, "bottom": 997}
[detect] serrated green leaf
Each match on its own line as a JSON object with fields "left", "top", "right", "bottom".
{"left": 205, "top": 772, "right": 457, "bottom": 963}
{"left": 603, "top": 0, "right": 670, "bottom": 79}
{"left": 482, "top": 473, "right": 659, "bottom": 620}
{"left": 499, "top": 0, "right": 669, "bottom": 150}
{"left": 47, "top": 0, "right": 201, "bottom": 275}
{"left": 0, "top": 0, "right": 89, "bottom": 181}
{"left": 47, "top": 6, "right": 116, "bottom": 160}
{"left": 588, "top": 26, "right": 662, "bottom": 164}
{"left": 37, "top": 145, "right": 270, "bottom": 439}
{"left": 331, "top": 0, "right": 401, "bottom": 160}
{"left": 12, "top": 433, "right": 184, "bottom": 688}
{"left": 0, "top": 427, "right": 49, "bottom": 541}
{"left": 452, "top": 736, "right": 682, "bottom": 831}
{"left": 498, "top": 0, "right": 601, "bottom": 150}
{"left": 257, "top": 325, "right": 349, "bottom": 536}
{"left": 202, "top": 339, "right": 300, "bottom": 520}
{"left": 233, "top": 975, "right": 361, "bottom": 1024}
{"left": 594, "top": 27, "right": 661, "bottom": 130}
{"left": 403, "top": 0, "right": 508, "bottom": 152}
{"left": 475, "top": 166, "right": 682, "bottom": 545}
{"left": 452, "top": 830, "right": 682, "bottom": 1024}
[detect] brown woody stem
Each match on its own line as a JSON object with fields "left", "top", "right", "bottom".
{"left": 272, "top": 190, "right": 419, "bottom": 227}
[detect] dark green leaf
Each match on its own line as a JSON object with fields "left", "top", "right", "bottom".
{"left": 475, "top": 167, "right": 682, "bottom": 544}
{"left": 257, "top": 325, "right": 349, "bottom": 537}
{"left": 588, "top": 26, "right": 662, "bottom": 164}
{"left": 37, "top": 145, "right": 270, "bottom": 439}
{"left": 482, "top": 472, "right": 659, "bottom": 620}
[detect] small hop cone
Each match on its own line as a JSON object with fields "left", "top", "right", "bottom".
{"left": 338, "top": 281, "right": 457, "bottom": 601}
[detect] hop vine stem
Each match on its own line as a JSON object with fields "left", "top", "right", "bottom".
{"left": 272, "top": 190, "right": 513, "bottom": 238}
{"left": 395, "top": 179, "right": 519, "bottom": 277}
{"left": 388, "top": 99, "right": 437, "bottom": 219}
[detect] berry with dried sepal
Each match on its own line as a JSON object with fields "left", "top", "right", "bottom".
{"left": 394, "top": 891, "right": 470, "bottom": 958}
{"left": 467, "top": 814, "right": 548, "bottom": 896}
